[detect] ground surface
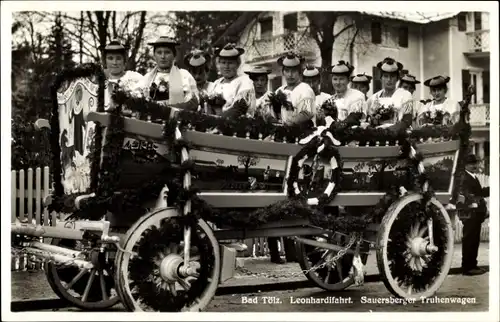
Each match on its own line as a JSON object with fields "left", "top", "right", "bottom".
{"left": 10, "top": 243, "right": 490, "bottom": 313}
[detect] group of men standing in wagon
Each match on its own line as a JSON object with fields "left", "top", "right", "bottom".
{"left": 101, "top": 37, "right": 489, "bottom": 275}
{"left": 103, "top": 36, "right": 461, "bottom": 129}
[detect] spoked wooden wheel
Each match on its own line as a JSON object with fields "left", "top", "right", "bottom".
{"left": 44, "top": 238, "right": 120, "bottom": 310}
{"left": 376, "top": 193, "right": 454, "bottom": 299}
{"left": 295, "top": 233, "right": 368, "bottom": 291}
{"left": 115, "top": 208, "right": 220, "bottom": 312}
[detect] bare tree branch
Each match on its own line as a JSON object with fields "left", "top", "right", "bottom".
{"left": 334, "top": 23, "right": 355, "bottom": 38}
{"left": 112, "top": 11, "right": 117, "bottom": 39}
{"left": 128, "top": 11, "right": 147, "bottom": 70}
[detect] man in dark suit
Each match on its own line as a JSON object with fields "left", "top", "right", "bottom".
{"left": 460, "top": 154, "right": 489, "bottom": 276}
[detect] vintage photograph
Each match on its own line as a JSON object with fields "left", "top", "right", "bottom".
{"left": 3, "top": 2, "right": 497, "bottom": 321}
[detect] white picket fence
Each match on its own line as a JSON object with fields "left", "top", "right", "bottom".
{"left": 10, "top": 167, "right": 490, "bottom": 271}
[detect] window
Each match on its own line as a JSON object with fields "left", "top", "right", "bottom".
{"left": 461, "top": 69, "right": 470, "bottom": 101}
{"left": 283, "top": 13, "right": 298, "bottom": 32}
{"left": 474, "top": 12, "right": 482, "bottom": 31}
{"left": 398, "top": 26, "right": 409, "bottom": 48}
{"left": 482, "top": 71, "right": 489, "bottom": 104}
{"left": 457, "top": 13, "right": 467, "bottom": 31}
{"left": 372, "top": 66, "right": 382, "bottom": 93}
{"left": 371, "top": 21, "right": 382, "bottom": 44}
{"left": 259, "top": 17, "right": 273, "bottom": 39}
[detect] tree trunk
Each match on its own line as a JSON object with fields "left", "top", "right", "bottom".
{"left": 79, "top": 11, "right": 84, "bottom": 64}
{"left": 127, "top": 11, "right": 146, "bottom": 71}
{"left": 320, "top": 43, "right": 333, "bottom": 94}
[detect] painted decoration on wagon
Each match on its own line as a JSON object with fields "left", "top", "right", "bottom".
{"left": 57, "top": 77, "right": 99, "bottom": 194}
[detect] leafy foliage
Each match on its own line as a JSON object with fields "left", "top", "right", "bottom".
{"left": 11, "top": 13, "right": 75, "bottom": 170}
{"left": 173, "top": 11, "right": 242, "bottom": 81}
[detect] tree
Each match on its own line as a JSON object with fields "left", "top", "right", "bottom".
{"left": 237, "top": 155, "right": 260, "bottom": 176}
{"left": 11, "top": 12, "right": 75, "bottom": 170}
{"left": 171, "top": 11, "right": 242, "bottom": 81}
{"left": 304, "top": 11, "right": 364, "bottom": 93}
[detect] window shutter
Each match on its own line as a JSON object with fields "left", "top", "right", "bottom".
{"left": 482, "top": 71, "right": 490, "bottom": 104}
{"left": 398, "top": 26, "right": 409, "bottom": 48}
{"left": 371, "top": 22, "right": 382, "bottom": 44}
{"left": 461, "top": 69, "right": 470, "bottom": 101}
{"left": 259, "top": 17, "right": 273, "bottom": 39}
{"left": 457, "top": 13, "right": 467, "bottom": 31}
{"left": 372, "top": 66, "right": 382, "bottom": 93}
{"left": 283, "top": 13, "right": 298, "bottom": 32}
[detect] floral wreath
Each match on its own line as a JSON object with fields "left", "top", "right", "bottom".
{"left": 287, "top": 117, "right": 342, "bottom": 206}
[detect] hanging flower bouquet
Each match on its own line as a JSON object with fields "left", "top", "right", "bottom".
{"left": 370, "top": 100, "right": 395, "bottom": 127}
{"left": 206, "top": 92, "right": 226, "bottom": 109}
{"left": 149, "top": 78, "right": 170, "bottom": 101}
{"left": 320, "top": 98, "right": 339, "bottom": 120}
{"left": 269, "top": 90, "right": 294, "bottom": 113}
{"left": 421, "top": 109, "right": 449, "bottom": 126}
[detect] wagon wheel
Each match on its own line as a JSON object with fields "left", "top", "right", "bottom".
{"left": 115, "top": 207, "right": 220, "bottom": 312}
{"left": 44, "top": 238, "right": 120, "bottom": 310}
{"left": 376, "top": 193, "right": 454, "bottom": 299}
{"left": 295, "top": 233, "right": 369, "bottom": 291}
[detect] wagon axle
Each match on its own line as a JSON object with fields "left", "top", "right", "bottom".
{"left": 409, "top": 237, "right": 438, "bottom": 257}
{"left": 159, "top": 254, "right": 200, "bottom": 283}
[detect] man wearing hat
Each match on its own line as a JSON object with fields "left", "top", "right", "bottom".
{"left": 417, "top": 75, "right": 460, "bottom": 126}
{"left": 273, "top": 52, "right": 316, "bottom": 126}
{"left": 302, "top": 65, "right": 331, "bottom": 119}
{"left": 184, "top": 49, "right": 214, "bottom": 96}
{"left": 350, "top": 73, "right": 372, "bottom": 99}
{"left": 367, "top": 57, "right": 414, "bottom": 127}
{"left": 325, "top": 61, "right": 366, "bottom": 123}
{"left": 137, "top": 36, "right": 198, "bottom": 110}
{"left": 209, "top": 43, "right": 256, "bottom": 118}
{"left": 102, "top": 40, "right": 144, "bottom": 108}
{"left": 244, "top": 66, "right": 275, "bottom": 119}
{"left": 398, "top": 74, "right": 420, "bottom": 95}
{"left": 459, "top": 154, "right": 489, "bottom": 276}
{"left": 398, "top": 74, "right": 421, "bottom": 124}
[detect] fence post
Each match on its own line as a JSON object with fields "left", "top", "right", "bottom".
{"left": 43, "top": 166, "right": 50, "bottom": 226}
{"left": 20, "top": 170, "right": 26, "bottom": 222}
{"left": 27, "top": 168, "right": 33, "bottom": 224}
{"left": 11, "top": 170, "right": 16, "bottom": 223}
{"left": 36, "top": 167, "right": 42, "bottom": 226}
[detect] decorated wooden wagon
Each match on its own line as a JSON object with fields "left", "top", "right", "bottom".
{"left": 13, "top": 64, "right": 475, "bottom": 312}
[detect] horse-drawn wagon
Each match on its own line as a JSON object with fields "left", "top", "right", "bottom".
{"left": 13, "top": 64, "right": 473, "bottom": 312}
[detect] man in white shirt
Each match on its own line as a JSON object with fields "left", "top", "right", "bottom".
{"left": 326, "top": 61, "right": 367, "bottom": 123}
{"left": 302, "top": 65, "right": 330, "bottom": 114}
{"left": 137, "top": 36, "right": 199, "bottom": 111}
{"left": 398, "top": 74, "right": 421, "bottom": 124}
{"left": 350, "top": 73, "right": 372, "bottom": 99}
{"left": 366, "top": 57, "right": 414, "bottom": 127}
{"left": 244, "top": 66, "right": 274, "bottom": 119}
{"left": 273, "top": 53, "right": 316, "bottom": 126}
{"left": 184, "top": 49, "right": 214, "bottom": 111}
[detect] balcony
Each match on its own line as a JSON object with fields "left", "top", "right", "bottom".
{"left": 246, "top": 31, "right": 317, "bottom": 63}
{"left": 465, "top": 30, "right": 490, "bottom": 57}
{"left": 469, "top": 103, "right": 490, "bottom": 126}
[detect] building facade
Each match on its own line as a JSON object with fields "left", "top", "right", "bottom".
{"left": 228, "top": 11, "right": 490, "bottom": 162}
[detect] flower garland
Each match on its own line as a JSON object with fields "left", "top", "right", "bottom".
{"left": 47, "top": 65, "right": 471, "bottom": 235}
